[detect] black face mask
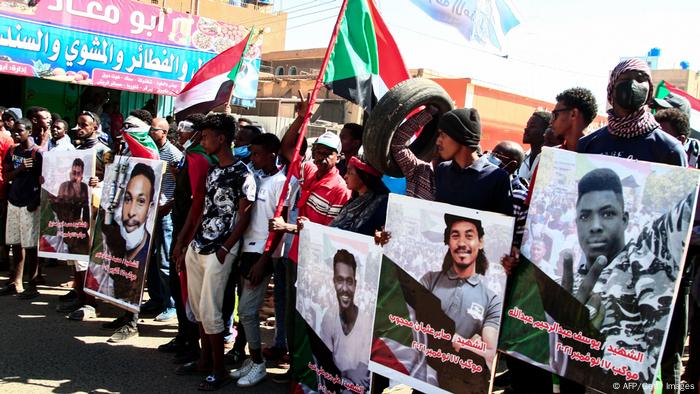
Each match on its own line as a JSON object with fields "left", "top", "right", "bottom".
{"left": 614, "top": 79, "right": 649, "bottom": 111}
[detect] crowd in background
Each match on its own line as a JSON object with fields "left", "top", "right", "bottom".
{"left": 0, "top": 57, "right": 699, "bottom": 393}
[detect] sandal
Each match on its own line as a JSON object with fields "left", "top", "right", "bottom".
{"left": 175, "top": 361, "right": 209, "bottom": 376}
{"left": 198, "top": 374, "right": 232, "bottom": 391}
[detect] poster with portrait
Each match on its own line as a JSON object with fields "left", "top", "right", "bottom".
{"left": 38, "top": 149, "right": 95, "bottom": 261}
{"left": 368, "top": 194, "right": 514, "bottom": 394}
{"left": 294, "top": 222, "right": 382, "bottom": 394}
{"left": 84, "top": 156, "right": 164, "bottom": 313}
{"left": 499, "top": 148, "right": 700, "bottom": 394}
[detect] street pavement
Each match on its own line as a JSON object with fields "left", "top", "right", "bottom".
{"left": 0, "top": 264, "right": 290, "bottom": 393}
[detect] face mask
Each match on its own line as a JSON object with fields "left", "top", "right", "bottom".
{"left": 181, "top": 131, "right": 199, "bottom": 151}
{"left": 121, "top": 223, "right": 146, "bottom": 251}
{"left": 614, "top": 79, "right": 649, "bottom": 111}
{"left": 486, "top": 154, "right": 502, "bottom": 167}
{"left": 114, "top": 207, "right": 147, "bottom": 251}
{"left": 234, "top": 145, "right": 251, "bottom": 158}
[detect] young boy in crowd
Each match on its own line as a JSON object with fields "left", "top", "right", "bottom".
{"left": 230, "top": 133, "right": 287, "bottom": 387}
{"left": 178, "top": 113, "right": 256, "bottom": 390}
{"left": 0, "top": 118, "right": 43, "bottom": 298}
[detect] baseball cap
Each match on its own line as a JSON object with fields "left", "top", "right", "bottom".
{"left": 313, "top": 131, "right": 341, "bottom": 152}
{"left": 653, "top": 93, "right": 691, "bottom": 118}
{"left": 2, "top": 107, "right": 21, "bottom": 121}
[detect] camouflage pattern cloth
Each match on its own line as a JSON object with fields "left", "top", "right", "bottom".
{"left": 590, "top": 193, "right": 693, "bottom": 382}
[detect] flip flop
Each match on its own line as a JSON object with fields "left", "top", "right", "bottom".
{"left": 198, "top": 374, "right": 232, "bottom": 391}
{"left": 175, "top": 361, "right": 209, "bottom": 376}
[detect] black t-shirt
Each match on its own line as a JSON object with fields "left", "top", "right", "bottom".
{"left": 4, "top": 145, "right": 42, "bottom": 208}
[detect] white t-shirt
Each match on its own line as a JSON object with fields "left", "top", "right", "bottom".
{"left": 320, "top": 307, "right": 372, "bottom": 388}
{"left": 242, "top": 170, "right": 287, "bottom": 255}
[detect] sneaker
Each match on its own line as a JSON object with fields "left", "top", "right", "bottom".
{"left": 0, "top": 284, "right": 18, "bottom": 296}
{"left": 59, "top": 290, "right": 77, "bottom": 302}
{"left": 262, "top": 346, "right": 288, "bottom": 361}
{"left": 108, "top": 325, "right": 138, "bottom": 343}
{"left": 101, "top": 316, "right": 128, "bottom": 330}
{"left": 154, "top": 307, "right": 176, "bottom": 322}
{"left": 17, "top": 287, "right": 40, "bottom": 300}
{"left": 56, "top": 299, "right": 82, "bottom": 313}
{"left": 237, "top": 361, "right": 267, "bottom": 387}
{"left": 230, "top": 358, "right": 254, "bottom": 379}
{"left": 68, "top": 305, "right": 97, "bottom": 321}
{"left": 272, "top": 370, "right": 291, "bottom": 384}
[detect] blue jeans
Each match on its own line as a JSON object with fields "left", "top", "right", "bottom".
{"left": 147, "top": 213, "right": 175, "bottom": 309}
{"left": 273, "top": 258, "right": 287, "bottom": 348}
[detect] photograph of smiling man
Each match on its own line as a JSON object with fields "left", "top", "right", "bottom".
{"left": 295, "top": 222, "right": 382, "bottom": 394}
{"left": 369, "top": 194, "right": 514, "bottom": 394}
{"left": 499, "top": 148, "right": 700, "bottom": 394}
{"left": 84, "top": 156, "right": 164, "bottom": 312}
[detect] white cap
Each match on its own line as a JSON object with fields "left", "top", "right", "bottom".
{"left": 313, "top": 131, "right": 341, "bottom": 152}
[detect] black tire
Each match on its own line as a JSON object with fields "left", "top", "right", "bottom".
{"left": 363, "top": 78, "right": 454, "bottom": 177}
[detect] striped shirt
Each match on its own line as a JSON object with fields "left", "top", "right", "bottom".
{"left": 288, "top": 161, "right": 351, "bottom": 262}
{"left": 157, "top": 141, "right": 183, "bottom": 204}
{"left": 390, "top": 109, "right": 436, "bottom": 200}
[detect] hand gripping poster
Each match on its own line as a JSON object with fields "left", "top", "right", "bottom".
{"left": 369, "top": 194, "right": 514, "bottom": 394}
{"left": 499, "top": 148, "right": 700, "bottom": 393}
{"left": 84, "top": 156, "right": 164, "bottom": 312}
{"left": 294, "top": 222, "right": 382, "bottom": 394}
{"left": 38, "top": 149, "right": 95, "bottom": 260}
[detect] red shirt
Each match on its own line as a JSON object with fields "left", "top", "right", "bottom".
{"left": 0, "top": 130, "right": 15, "bottom": 199}
{"left": 289, "top": 161, "right": 351, "bottom": 262}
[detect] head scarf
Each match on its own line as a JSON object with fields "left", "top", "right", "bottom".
{"left": 349, "top": 156, "right": 381, "bottom": 177}
{"left": 606, "top": 59, "right": 659, "bottom": 138}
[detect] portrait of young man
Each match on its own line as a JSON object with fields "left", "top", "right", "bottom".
{"left": 420, "top": 214, "right": 501, "bottom": 369}
{"left": 48, "top": 157, "right": 91, "bottom": 255}
{"left": 319, "top": 249, "right": 372, "bottom": 390}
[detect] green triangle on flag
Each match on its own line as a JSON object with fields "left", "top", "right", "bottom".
{"left": 323, "top": 0, "right": 410, "bottom": 112}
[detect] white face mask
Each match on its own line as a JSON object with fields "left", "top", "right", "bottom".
{"left": 120, "top": 222, "right": 146, "bottom": 251}
{"left": 182, "top": 139, "right": 193, "bottom": 150}
{"left": 113, "top": 202, "right": 147, "bottom": 251}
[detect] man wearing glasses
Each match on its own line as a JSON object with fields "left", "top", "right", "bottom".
{"left": 550, "top": 88, "right": 599, "bottom": 152}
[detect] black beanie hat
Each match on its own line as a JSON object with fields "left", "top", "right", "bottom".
{"left": 438, "top": 108, "right": 481, "bottom": 148}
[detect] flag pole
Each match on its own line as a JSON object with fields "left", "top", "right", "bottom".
{"left": 264, "top": 0, "right": 350, "bottom": 252}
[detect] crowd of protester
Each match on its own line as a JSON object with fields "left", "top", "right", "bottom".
{"left": 0, "top": 57, "right": 699, "bottom": 393}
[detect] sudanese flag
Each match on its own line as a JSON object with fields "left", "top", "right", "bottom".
{"left": 323, "top": 0, "right": 410, "bottom": 112}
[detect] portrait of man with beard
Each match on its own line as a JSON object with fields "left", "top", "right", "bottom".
{"left": 46, "top": 157, "right": 90, "bottom": 255}
{"left": 97, "top": 162, "right": 156, "bottom": 304}
{"left": 420, "top": 214, "right": 501, "bottom": 369}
